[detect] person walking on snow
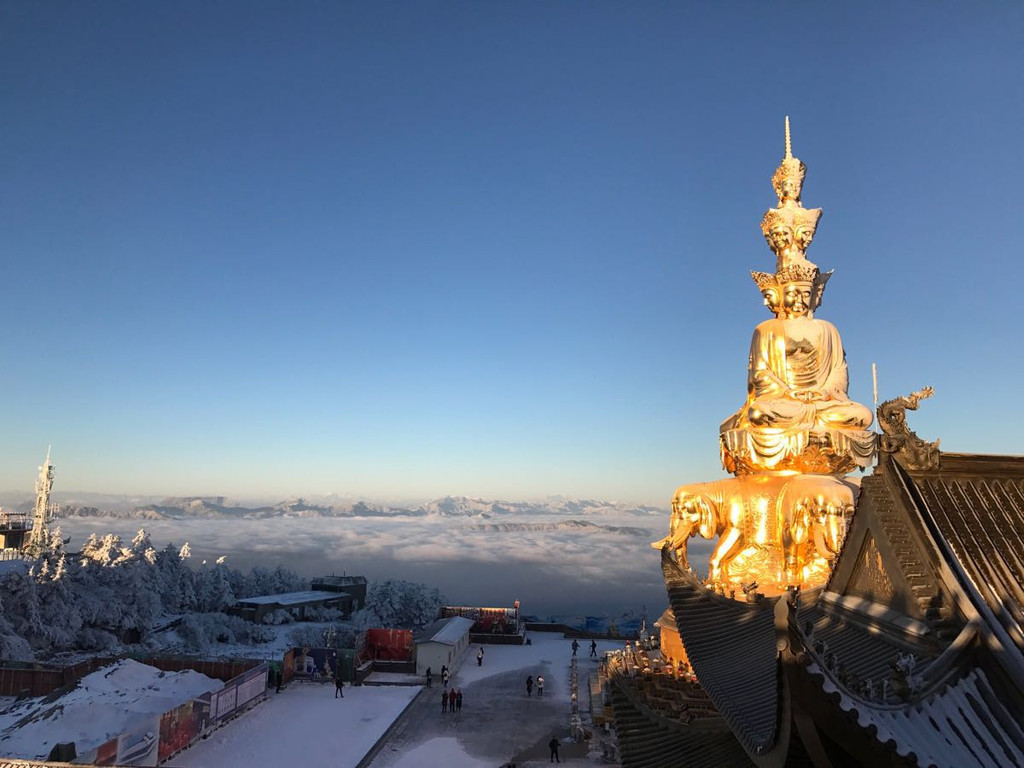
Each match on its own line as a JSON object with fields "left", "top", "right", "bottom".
{"left": 590, "top": 639, "right": 598, "bottom": 657}
{"left": 441, "top": 689, "right": 448, "bottom": 714}
{"left": 477, "top": 647, "right": 484, "bottom": 666}
{"left": 426, "top": 666, "right": 432, "bottom": 687}
{"left": 537, "top": 675, "right": 544, "bottom": 696}
{"left": 334, "top": 674, "right": 344, "bottom": 699}
{"left": 448, "top": 688, "right": 456, "bottom": 712}
{"left": 549, "top": 736, "right": 561, "bottom": 763}
{"left": 571, "top": 639, "right": 580, "bottom": 657}
{"left": 456, "top": 689, "right": 463, "bottom": 712}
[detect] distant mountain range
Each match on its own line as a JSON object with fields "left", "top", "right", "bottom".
{"left": 458, "top": 520, "right": 651, "bottom": 536}
{"left": 35, "top": 494, "right": 667, "bottom": 521}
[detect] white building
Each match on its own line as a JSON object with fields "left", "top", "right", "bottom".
{"left": 413, "top": 617, "right": 475, "bottom": 677}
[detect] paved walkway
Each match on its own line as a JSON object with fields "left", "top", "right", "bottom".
{"left": 365, "top": 632, "right": 620, "bottom": 767}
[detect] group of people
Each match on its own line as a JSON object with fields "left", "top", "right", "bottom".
{"left": 570, "top": 638, "right": 599, "bottom": 658}
{"left": 426, "top": 664, "right": 457, "bottom": 688}
{"left": 524, "top": 674, "right": 544, "bottom": 696}
{"left": 441, "top": 687, "right": 464, "bottom": 713}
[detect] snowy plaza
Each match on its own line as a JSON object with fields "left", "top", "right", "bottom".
{"left": 0, "top": 632, "right": 624, "bottom": 767}
{"left": 176, "top": 632, "right": 622, "bottom": 767}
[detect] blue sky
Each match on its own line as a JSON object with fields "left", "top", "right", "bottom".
{"left": 1, "top": 3, "right": 1022, "bottom": 501}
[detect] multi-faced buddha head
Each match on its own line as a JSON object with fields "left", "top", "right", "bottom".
{"left": 752, "top": 263, "right": 830, "bottom": 319}
{"left": 761, "top": 206, "right": 822, "bottom": 265}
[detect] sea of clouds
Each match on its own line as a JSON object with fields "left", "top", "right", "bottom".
{"left": 52, "top": 504, "right": 717, "bottom": 620}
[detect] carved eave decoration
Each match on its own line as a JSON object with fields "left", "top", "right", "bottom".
{"left": 877, "top": 386, "right": 940, "bottom": 472}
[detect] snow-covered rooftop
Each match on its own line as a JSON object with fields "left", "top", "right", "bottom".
{"left": 235, "top": 590, "right": 348, "bottom": 606}
{"left": 0, "top": 659, "right": 222, "bottom": 761}
{"left": 414, "top": 616, "right": 474, "bottom": 646}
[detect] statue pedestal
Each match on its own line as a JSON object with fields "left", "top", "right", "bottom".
{"left": 720, "top": 427, "right": 876, "bottom": 476}
{"left": 659, "top": 474, "right": 859, "bottom": 596}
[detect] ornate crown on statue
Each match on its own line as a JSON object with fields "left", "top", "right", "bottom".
{"left": 759, "top": 117, "right": 823, "bottom": 270}
{"left": 751, "top": 264, "right": 832, "bottom": 316}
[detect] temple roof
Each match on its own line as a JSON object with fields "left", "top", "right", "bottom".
{"left": 661, "top": 549, "right": 783, "bottom": 759}
{"left": 783, "top": 451, "right": 1024, "bottom": 765}
{"left": 608, "top": 674, "right": 753, "bottom": 768}
{"left": 797, "top": 597, "right": 936, "bottom": 683}
{"left": 904, "top": 453, "right": 1024, "bottom": 652}
{"left": 797, "top": 659, "right": 1024, "bottom": 767}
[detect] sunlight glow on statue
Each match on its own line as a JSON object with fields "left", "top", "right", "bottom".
{"left": 656, "top": 119, "right": 874, "bottom": 593}
{"left": 719, "top": 121, "right": 874, "bottom": 476}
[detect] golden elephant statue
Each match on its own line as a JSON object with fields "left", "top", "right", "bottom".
{"left": 654, "top": 475, "right": 859, "bottom": 593}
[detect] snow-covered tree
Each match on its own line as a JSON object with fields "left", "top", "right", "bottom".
{"left": 81, "top": 533, "right": 123, "bottom": 566}
{"left": 35, "top": 553, "right": 82, "bottom": 647}
{"left": 352, "top": 580, "right": 445, "bottom": 630}
{"left": 0, "top": 530, "right": 358, "bottom": 657}
{"left": 195, "top": 559, "right": 235, "bottom": 612}
{"left": 0, "top": 567, "right": 45, "bottom": 645}
{"left": 0, "top": 593, "right": 33, "bottom": 660}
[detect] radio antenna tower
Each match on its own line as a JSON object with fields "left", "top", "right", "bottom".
{"left": 26, "top": 447, "right": 55, "bottom": 555}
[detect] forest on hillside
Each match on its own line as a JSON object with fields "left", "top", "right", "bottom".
{"left": 0, "top": 529, "right": 445, "bottom": 661}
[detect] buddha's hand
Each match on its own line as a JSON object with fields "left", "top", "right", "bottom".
{"left": 791, "top": 389, "right": 824, "bottom": 403}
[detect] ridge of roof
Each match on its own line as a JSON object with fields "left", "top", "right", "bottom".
{"left": 909, "top": 452, "right": 1024, "bottom": 480}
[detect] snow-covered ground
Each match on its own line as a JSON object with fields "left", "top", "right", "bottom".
{"left": 367, "top": 631, "right": 624, "bottom": 768}
{"left": 152, "top": 618, "right": 339, "bottom": 661}
{"left": 0, "top": 659, "right": 223, "bottom": 761}
{"left": 171, "top": 631, "right": 622, "bottom": 768}
{"left": 0, "top": 632, "right": 625, "bottom": 766}
{"left": 168, "top": 683, "right": 420, "bottom": 768}
{"left": 389, "top": 737, "right": 487, "bottom": 768}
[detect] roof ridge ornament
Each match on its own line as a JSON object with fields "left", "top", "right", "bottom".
{"left": 877, "top": 387, "right": 941, "bottom": 471}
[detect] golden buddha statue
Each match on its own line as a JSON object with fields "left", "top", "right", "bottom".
{"left": 655, "top": 119, "right": 874, "bottom": 595}
{"left": 719, "top": 121, "right": 875, "bottom": 476}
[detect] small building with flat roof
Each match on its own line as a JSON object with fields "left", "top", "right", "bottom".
{"left": 229, "top": 590, "right": 354, "bottom": 624}
{"left": 0, "top": 508, "right": 31, "bottom": 551}
{"left": 413, "top": 617, "right": 475, "bottom": 677}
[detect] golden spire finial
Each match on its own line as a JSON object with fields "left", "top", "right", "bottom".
{"left": 770, "top": 116, "right": 807, "bottom": 208}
